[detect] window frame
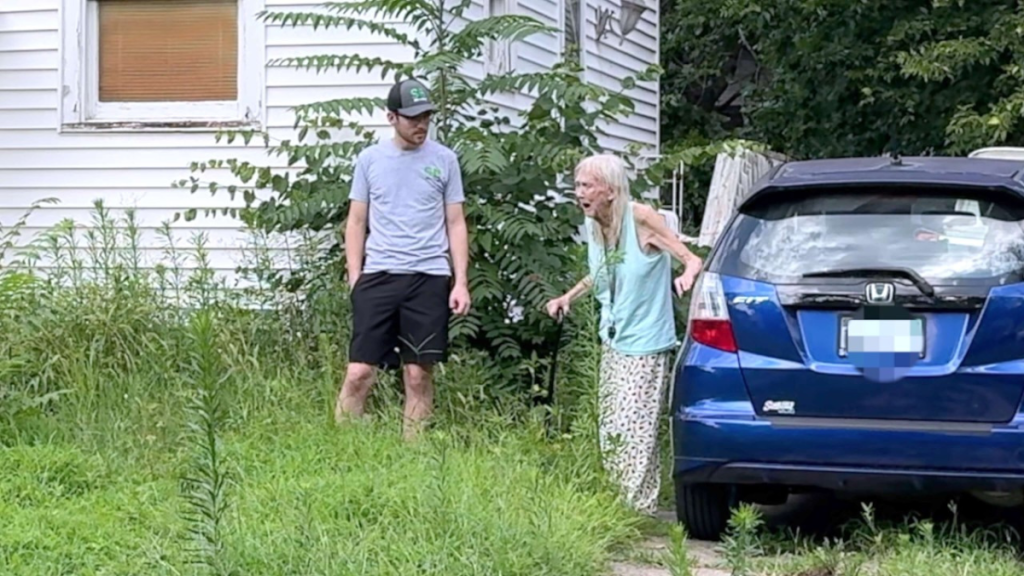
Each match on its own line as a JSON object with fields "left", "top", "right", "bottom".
{"left": 483, "top": 0, "right": 518, "bottom": 76}
{"left": 59, "top": 0, "right": 265, "bottom": 132}
{"left": 559, "top": 0, "right": 585, "bottom": 67}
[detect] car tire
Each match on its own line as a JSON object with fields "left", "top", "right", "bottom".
{"left": 675, "top": 479, "right": 737, "bottom": 541}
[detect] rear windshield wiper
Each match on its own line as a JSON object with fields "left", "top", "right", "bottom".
{"left": 801, "top": 266, "right": 936, "bottom": 297}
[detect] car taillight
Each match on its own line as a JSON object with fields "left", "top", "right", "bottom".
{"left": 688, "top": 272, "right": 738, "bottom": 353}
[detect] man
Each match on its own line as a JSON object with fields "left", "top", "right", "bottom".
{"left": 335, "top": 77, "right": 471, "bottom": 439}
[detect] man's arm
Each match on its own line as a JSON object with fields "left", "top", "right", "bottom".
{"left": 634, "top": 203, "right": 703, "bottom": 272}
{"left": 346, "top": 154, "right": 371, "bottom": 286}
{"left": 346, "top": 200, "right": 368, "bottom": 286}
{"left": 444, "top": 152, "right": 469, "bottom": 288}
{"left": 445, "top": 202, "right": 469, "bottom": 289}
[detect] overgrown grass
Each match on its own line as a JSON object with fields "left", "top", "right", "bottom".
{"left": 1, "top": 418, "right": 641, "bottom": 575}
{"left": 741, "top": 501, "right": 1024, "bottom": 576}
{"left": 647, "top": 500, "right": 1024, "bottom": 576}
{"left": 0, "top": 203, "right": 643, "bottom": 575}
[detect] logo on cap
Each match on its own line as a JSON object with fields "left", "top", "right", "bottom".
{"left": 409, "top": 87, "right": 428, "bottom": 102}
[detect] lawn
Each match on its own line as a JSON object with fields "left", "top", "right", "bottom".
{"left": 0, "top": 296, "right": 646, "bottom": 576}
{"left": 1, "top": 412, "right": 642, "bottom": 575}
{"left": 0, "top": 212, "right": 646, "bottom": 575}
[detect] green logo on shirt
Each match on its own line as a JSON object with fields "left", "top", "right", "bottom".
{"left": 424, "top": 166, "right": 442, "bottom": 179}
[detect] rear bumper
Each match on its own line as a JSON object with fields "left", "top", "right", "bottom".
{"left": 673, "top": 410, "right": 1024, "bottom": 495}
{"left": 680, "top": 461, "right": 1024, "bottom": 495}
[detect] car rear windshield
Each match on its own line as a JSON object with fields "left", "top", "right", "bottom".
{"left": 717, "top": 188, "right": 1024, "bottom": 284}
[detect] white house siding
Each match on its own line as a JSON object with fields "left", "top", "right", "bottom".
{"left": 449, "top": 0, "right": 560, "bottom": 126}
{"left": 458, "top": 0, "right": 659, "bottom": 154}
{"left": 581, "top": 0, "right": 660, "bottom": 156}
{"left": 0, "top": 0, "right": 658, "bottom": 285}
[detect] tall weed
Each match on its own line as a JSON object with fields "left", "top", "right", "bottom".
{"left": 180, "top": 310, "right": 236, "bottom": 576}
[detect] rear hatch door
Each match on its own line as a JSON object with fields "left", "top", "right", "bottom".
{"left": 715, "top": 186, "right": 1024, "bottom": 423}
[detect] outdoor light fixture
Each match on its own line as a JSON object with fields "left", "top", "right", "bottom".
{"left": 618, "top": 0, "right": 648, "bottom": 43}
{"left": 593, "top": 0, "right": 650, "bottom": 45}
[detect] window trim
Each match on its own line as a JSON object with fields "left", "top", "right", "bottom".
{"left": 59, "top": 0, "right": 265, "bottom": 132}
{"left": 483, "top": 0, "right": 518, "bottom": 76}
{"left": 559, "top": 0, "right": 586, "bottom": 68}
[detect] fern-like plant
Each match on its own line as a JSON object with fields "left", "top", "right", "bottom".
{"left": 175, "top": 0, "right": 727, "bottom": 389}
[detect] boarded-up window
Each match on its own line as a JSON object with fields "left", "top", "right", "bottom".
{"left": 97, "top": 0, "right": 238, "bottom": 102}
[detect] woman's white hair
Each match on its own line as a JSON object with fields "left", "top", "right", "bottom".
{"left": 575, "top": 153, "right": 631, "bottom": 248}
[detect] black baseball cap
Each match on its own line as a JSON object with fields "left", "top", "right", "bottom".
{"left": 386, "top": 78, "right": 436, "bottom": 117}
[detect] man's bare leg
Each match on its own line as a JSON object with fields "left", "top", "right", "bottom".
{"left": 335, "top": 362, "right": 376, "bottom": 423}
{"left": 402, "top": 363, "right": 434, "bottom": 440}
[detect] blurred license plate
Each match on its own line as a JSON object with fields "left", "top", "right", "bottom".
{"left": 838, "top": 317, "right": 925, "bottom": 357}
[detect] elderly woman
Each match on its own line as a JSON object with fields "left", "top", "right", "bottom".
{"left": 545, "top": 153, "right": 703, "bottom": 515}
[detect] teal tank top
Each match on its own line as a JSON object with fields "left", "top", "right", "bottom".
{"left": 586, "top": 202, "right": 678, "bottom": 355}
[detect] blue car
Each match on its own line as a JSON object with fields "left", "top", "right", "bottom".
{"left": 671, "top": 155, "right": 1024, "bottom": 540}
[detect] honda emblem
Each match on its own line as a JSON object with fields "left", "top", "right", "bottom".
{"left": 865, "top": 282, "right": 895, "bottom": 304}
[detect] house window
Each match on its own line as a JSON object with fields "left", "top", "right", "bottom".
{"left": 60, "top": 0, "right": 264, "bottom": 130}
{"left": 484, "top": 0, "right": 517, "bottom": 75}
{"left": 98, "top": 0, "right": 238, "bottom": 102}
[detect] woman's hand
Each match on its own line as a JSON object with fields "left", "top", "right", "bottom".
{"left": 545, "top": 295, "right": 570, "bottom": 319}
{"left": 674, "top": 271, "right": 698, "bottom": 296}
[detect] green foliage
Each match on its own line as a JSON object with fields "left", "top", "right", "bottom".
{"left": 667, "top": 522, "right": 695, "bottom": 576}
{"left": 660, "top": 0, "right": 1024, "bottom": 159}
{"left": 658, "top": 0, "right": 745, "bottom": 146}
{"left": 180, "top": 310, "right": 236, "bottom": 576}
{"left": 744, "top": 500, "right": 1024, "bottom": 576}
{"left": 721, "top": 503, "right": 764, "bottom": 576}
{"left": 0, "top": 423, "right": 641, "bottom": 576}
{"left": 175, "top": 0, "right": 718, "bottom": 387}
{"left": 895, "top": 2, "right": 1024, "bottom": 153}
{"left": 713, "top": 0, "right": 959, "bottom": 158}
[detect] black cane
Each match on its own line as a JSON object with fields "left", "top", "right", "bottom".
{"left": 544, "top": 310, "right": 565, "bottom": 434}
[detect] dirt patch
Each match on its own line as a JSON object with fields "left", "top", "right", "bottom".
{"left": 609, "top": 557, "right": 730, "bottom": 576}
{"left": 608, "top": 514, "right": 731, "bottom": 576}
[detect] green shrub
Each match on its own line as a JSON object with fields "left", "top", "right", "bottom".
{"left": 174, "top": 0, "right": 723, "bottom": 392}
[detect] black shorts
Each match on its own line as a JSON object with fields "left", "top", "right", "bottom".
{"left": 348, "top": 272, "right": 452, "bottom": 369}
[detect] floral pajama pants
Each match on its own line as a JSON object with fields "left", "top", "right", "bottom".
{"left": 597, "top": 343, "right": 672, "bottom": 515}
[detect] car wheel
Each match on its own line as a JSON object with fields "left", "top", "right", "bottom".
{"left": 675, "top": 479, "right": 737, "bottom": 541}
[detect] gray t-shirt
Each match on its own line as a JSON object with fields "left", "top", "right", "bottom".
{"left": 349, "top": 139, "right": 465, "bottom": 276}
